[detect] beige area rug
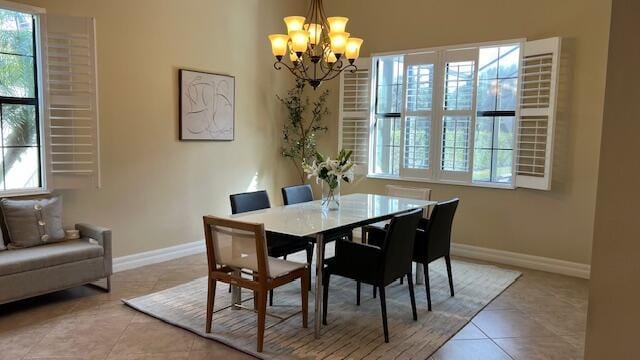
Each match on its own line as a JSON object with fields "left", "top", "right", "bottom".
{"left": 123, "top": 259, "right": 520, "bottom": 359}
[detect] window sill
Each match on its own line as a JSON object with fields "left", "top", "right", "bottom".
{"left": 0, "top": 188, "right": 51, "bottom": 198}
{"left": 366, "top": 174, "right": 515, "bottom": 190}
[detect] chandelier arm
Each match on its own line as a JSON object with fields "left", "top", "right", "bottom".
{"left": 319, "top": 64, "right": 358, "bottom": 83}
{"left": 274, "top": 61, "right": 309, "bottom": 82}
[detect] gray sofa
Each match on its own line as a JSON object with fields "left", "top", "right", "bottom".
{"left": 0, "top": 222, "right": 112, "bottom": 305}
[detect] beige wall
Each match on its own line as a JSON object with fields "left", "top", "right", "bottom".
{"left": 15, "top": 0, "right": 303, "bottom": 257}
{"left": 586, "top": 0, "right": 640, "bottom": 357}
{"left": 317, "top": 0, "right": 611, "bottom": 265}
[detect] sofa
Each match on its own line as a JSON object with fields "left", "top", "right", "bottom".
{"left": 0, "top": 221, "right": 112, "bottom": 305}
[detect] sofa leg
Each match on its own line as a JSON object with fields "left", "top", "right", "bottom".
{"left": 106, "top": 275, "right": 112, "bottom": 292}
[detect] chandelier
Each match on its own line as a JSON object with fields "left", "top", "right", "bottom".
{"left": 268, "top": 0, "right": 364, "bottom": 90}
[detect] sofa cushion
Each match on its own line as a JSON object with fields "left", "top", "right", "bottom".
{"left": 0, "top": 239, "right": 103, "bottom": 276}
{"left": 1, "top": 196, "right": 65, "bottom": 249}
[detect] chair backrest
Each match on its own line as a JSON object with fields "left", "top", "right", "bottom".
{"left": 203, "top": 216, "right": 272, "bottom": 279}
{"left": 422, "top": 198, "right": 459, "bottom": 261}
{"left": 282, "top": 184, "right": 314, "bottom": 205}
{"left": 380, "top": 209, "right": 423, "bottom": 283}
{"left": 386, "top": 185, "right": 432, "bottom": 218}
{"left": 386, "top": 185, "right": 431, "bottom": 201}
{"left": 229, "top": 190, "right": 271, "bottom": 214}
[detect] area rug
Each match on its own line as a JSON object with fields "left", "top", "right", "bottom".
{"left": 123, "top": 259, "right": 520, "bottom": 359}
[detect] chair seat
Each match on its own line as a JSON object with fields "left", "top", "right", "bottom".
{"left": 0, "top": 239, "right": 104, "bottom": 276}
{"left": 267, "top": 257, "right": 306, "bottom": 278}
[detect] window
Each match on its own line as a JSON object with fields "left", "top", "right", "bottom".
{"left": 368, "top": 40, "right": 528, "bottom": 188}
{"left": 339, "top": 38, "right": 560, "bottom": 190}
{"left": 372, "top": 55, "right": 403, "bottom": 176}
{"left": 0, "top": 2, "right": 101, "bottom": 194}
{"left": 0, "top": 7, "right": 42, "bottom": 192}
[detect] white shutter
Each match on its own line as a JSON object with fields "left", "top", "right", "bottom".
{"left": 339, "top": 58, "right": 370, "bottom": 174}
{"left": 42, "top": 15, "right": 100, "bottom": 189}
{"left": 515, "top": 37, "right": 561, "bottom": 190}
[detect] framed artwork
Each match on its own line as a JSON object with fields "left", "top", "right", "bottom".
{"left": 179, "top": 69, "right": 235, "bottom": 141}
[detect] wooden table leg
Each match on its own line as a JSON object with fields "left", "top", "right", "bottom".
{"left": 314, "top": 233, "right": 324, "bottom": 338}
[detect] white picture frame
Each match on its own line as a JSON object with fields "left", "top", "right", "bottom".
{"left": 179, "top": 69, "right": 235, "bottom": 141}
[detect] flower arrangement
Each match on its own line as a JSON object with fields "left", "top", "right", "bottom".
{"left": 303, "top": 149, "right": 355, "bottom": 209}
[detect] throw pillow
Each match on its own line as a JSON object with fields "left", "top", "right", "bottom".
{"left": 1, "top": 196, "right": 66, "bottom": 249}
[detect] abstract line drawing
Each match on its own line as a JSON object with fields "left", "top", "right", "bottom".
{"left": 180, "top": 70, "right": 235, "bottom": 140}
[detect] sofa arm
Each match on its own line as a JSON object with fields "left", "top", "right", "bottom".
{"left": 76, "top": 223, "right": 112, "bottom": 275}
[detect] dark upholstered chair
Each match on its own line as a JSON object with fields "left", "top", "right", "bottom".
{"left": 229, "top": 190, "right": 313, "bottom": 305}
{"left": 281, "top": 184, "right": 313, "bottom": 205}
{"left": 412, "top": 198, "right": 459, "bottom": 311}
{"left": 367, "top": 198, "right": 459, "bottom": 311}
{"left": 322, "top": 209, "right": 423, "bottom": 343}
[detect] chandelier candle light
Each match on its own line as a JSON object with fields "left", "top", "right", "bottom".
{"left": 268, "top": 0, "right": 364, "bottom": 89}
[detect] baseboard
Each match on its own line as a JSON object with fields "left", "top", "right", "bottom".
{"left": 451, "top": 243, "right": 591, "bottom": 279}
{"left": 112, "top": 239, "right": 591, "bottom": 279}
{"left": 113, "top": 240, "right": 205, "bottom": 273}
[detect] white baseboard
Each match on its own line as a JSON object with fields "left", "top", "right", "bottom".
{"left": 112, "top": 239, "right": 591, "bottom": 279}
{"left": 451, "top": 243, "right": 591, "bottom": 279}
{"left": 113, "top": 240, "right": 205, "bottom": 273}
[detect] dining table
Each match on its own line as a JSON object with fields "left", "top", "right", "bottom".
{"left": 226, "top": 192, "right": 436, "bottom": 338}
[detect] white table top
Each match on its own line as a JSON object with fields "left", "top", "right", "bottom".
{"left": 226, "top": 193, "right": 435, "bottom": 237}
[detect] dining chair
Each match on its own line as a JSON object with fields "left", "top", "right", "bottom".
{"left": 363, "top": 185, "right": 431, "bottom": 288}
{"left": 229, "top": 190, "right": 313, "bottom": 305}
{"left": 412, "top": 198, "right": 459, "bottom": 311}
{"left": 203, "top": 216, "right": 308, "bottom": 352}
{"left": 281, "top": 184, "right": 314, "bottom": 205}
{"left": 322, "top": 209, "right": 423, "bottom": 343}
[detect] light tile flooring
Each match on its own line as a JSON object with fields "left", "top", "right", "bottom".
{"left": 0, "top": 252, "right": 588, "bottom": 360}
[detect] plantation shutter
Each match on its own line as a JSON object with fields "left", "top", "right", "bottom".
{"left": 42, "top": 15, "right": 100, "bottom": 189}
{"left": 339, "top": 58, "right": 370, "bottom": 174}
{"left": 515, "top": 37, "right": 561, "bottom": 190}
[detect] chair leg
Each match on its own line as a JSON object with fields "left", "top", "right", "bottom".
{"left": 228, "top": 283, "right": 232, "bottom": 293}
{"left": 399, "top": 276, "right": 404, "bottom": 285}
{"left": 445, "top": 255, "right": 455, "bottom": 297}
{"left": 269, "top": 290, "right": 274, "bottom": 307}
{"left": 106, "top": 275, "right": 112, "bottom": 292}
{"left": 306, "top": 245, "right": 313, "bottom": 291}
{"left": 423, "top": 263, "right": 432, "bottom": 311}
{"left": 206, "top": 277, "right": 216, "bottom": 333}
{"left": 379, "top": 286, "right": 389, "bottom": 343}
{"left": 322, "top": 272, "right": 331, "bottom": 325}
{"left": 301, "top": 271, "right": 309, "bottom": 328}
{"left": 356, "top": 281, "right": 361, "bottom": 306}
{"left": 407, "top": 272, "right": 417, "bottom": 321}
{"left": 256, "top": 290, "right": 267, "bottom": 352}
{"left": 373, "top": 285, "right": 377, "bottom": 299}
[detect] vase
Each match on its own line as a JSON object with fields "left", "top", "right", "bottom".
{"left": 321, "top": 180, "right": 341, "bottom": 210}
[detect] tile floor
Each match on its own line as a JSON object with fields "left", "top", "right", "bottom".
{"left": 0, "top": 252, "right": 588, "bottom": 359}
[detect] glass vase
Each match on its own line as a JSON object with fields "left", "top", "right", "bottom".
{"left": 321, "top": 180, "right": 341, "bottom": 210}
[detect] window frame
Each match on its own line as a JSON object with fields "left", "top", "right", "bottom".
{"left": 0, "top": 1, "right": 49, "bottom": 197}
{"left": 368, "top": 38, "right": 525, "bottom": 190}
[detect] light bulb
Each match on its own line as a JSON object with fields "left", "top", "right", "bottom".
{"left": 327, "top": 17, "right": 349, "bottom": 33}
{"left": 345, "top": 37, "right": 364, "bottom": 60}
{"left": 268, "top": 34, "right": 289, "bottom": 59}
{"left": 324, "top": 49, "right": 338, "bottom": 64}
{"left": 290, "top": 30, "right": 310, "bottom": 53}
{"left": 329, "top": 32, "right": 350, "bottom": 56}
{"left": 304, "top": 23, "right": 323, "bottom": 46}
{"left": 284, "top": 16, "right": 305, "bottom": 35}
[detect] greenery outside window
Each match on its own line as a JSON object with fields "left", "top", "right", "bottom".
{"left": 369, "top": 40, "right": 522, "bottom": 188}
{"left": 0, "top": 7, "right": 42, "bottom": 192}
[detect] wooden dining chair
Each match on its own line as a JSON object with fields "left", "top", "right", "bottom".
{"left": 203, "top": 216, "right": 309, "bottom": 352}
{"left": 230, "top": 190, "right": 313, "bottom": 305}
